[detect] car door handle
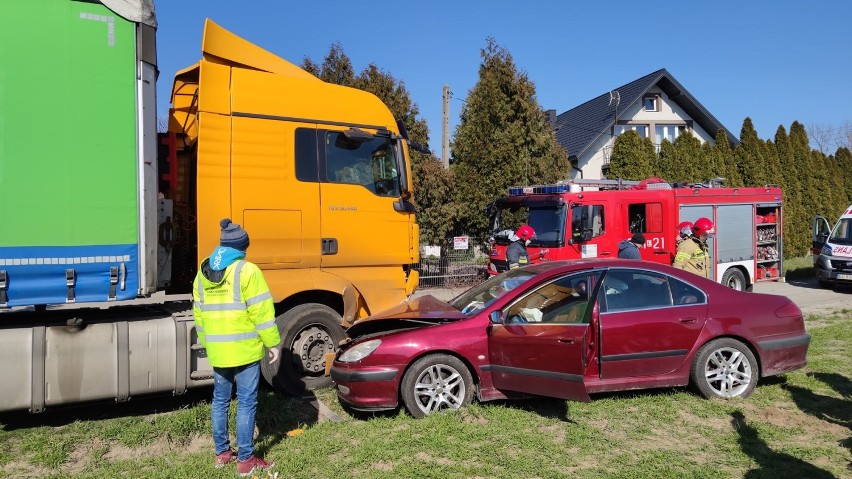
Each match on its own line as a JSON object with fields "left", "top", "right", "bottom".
{"left": 557, "top": 338, "right": 575, "bottom": 344}
{"left": 679, "top": 317, "right": 697, "bottom": 324}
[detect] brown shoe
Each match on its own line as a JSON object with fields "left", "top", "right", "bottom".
{"left": 214, "top": 448, "right": 236, "bottom": 468}
{"left": 237, "top": 455, "right": 274, "bottom": 476}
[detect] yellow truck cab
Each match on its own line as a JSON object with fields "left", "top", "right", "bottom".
{"left": 168, "top": 20, "right": 419, "bottom": 394}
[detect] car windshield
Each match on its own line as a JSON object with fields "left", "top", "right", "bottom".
{"left": 829, "top": 218, "right": 852, "bottom": 245}
{"left": 450, "top": 268, "right": 538, "bottom": 316}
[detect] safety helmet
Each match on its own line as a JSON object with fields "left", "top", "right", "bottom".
{"left": 693, "top": 217, "right": 715, "bottom": 236}
{"left": 516, "top": 225, "right": 536, "bottom": 241}
{"left": 677, "top": 221, "right": 694, "bottom": 237}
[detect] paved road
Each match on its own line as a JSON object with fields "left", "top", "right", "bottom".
{"left": 414, "top": 277, "right": 852, "bottom": 316}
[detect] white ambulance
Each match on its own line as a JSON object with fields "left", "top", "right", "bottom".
{"left": 813, "top": 205, "right": 852, "bottom": 288}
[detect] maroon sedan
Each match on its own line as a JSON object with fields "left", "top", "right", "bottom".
{"left": 331, "top": 260, "right": 810, "bottom": 417}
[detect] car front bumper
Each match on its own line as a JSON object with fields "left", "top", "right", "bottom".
{"left": 330, "top": 363, "right": 401, "bottom": 410}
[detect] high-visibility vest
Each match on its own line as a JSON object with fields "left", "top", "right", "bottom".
{"left": 192, "top": 260, "right": 280, "bottom": 368}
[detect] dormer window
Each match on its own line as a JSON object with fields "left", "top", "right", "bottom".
{"left": 644, "top": 95, "right": 660, "bottom": 112}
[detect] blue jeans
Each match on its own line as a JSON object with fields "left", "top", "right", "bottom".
{"left": 212, "top": 361, "right": 260, "bottom": 461}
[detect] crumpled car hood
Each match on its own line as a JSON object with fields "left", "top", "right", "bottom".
{"left": 345, "top": 294, "right": 466, "bottom": 338}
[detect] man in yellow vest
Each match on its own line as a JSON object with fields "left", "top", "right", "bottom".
{"left": 673, "top": 217, "right": 714, "bottom": 279}
{"left": 193, "top": 219, "right": 280, "bottom": 476}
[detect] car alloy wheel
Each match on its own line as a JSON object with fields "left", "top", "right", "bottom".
{"left": 691, "top": 338, "right": 758, "bottom": 399}
{"left": 401, "top": 354, "right": 474, "bottom": 418}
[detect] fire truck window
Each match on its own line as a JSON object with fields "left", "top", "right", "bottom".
{"left": 627, "top": 203, "right": 663, "bottom": 233}
{"left": 528, "top": 206, "right": 567, "bottom": 246}
{"left": 571, "top": 204, "right": 605, "bottom": 240}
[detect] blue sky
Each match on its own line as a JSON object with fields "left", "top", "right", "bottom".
{"left": 155, "top": 1, "right": 852, "bottom": 152}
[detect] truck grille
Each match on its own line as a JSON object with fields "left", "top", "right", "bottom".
{"left": 830, "top": 259, "right": 852, "bottom": 270}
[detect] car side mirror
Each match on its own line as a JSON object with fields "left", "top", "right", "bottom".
{"left": 489, "top": 310, "right": 503, "bottom": 324}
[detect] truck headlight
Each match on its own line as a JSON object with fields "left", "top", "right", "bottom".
{"left": 821, "top": 245, "right": 832, "bottom": 257}
{"left": 338, "top": 339, "right": 381, "bottom": 362}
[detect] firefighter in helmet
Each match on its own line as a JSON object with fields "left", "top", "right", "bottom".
{"left": 675, "top": 221, "right": 694, "bottom": 247}
{"left": 673, "top": 217, "right": 713, "bottom": 279}
{"left": 507, "top": 225, "right": 535, "bottom": 269}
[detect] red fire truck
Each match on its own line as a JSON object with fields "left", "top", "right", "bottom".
{"left": 486, "top": 178, "right": 784, "bottom": 291}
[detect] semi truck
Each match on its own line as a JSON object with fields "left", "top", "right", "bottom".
{"left": 486, "top": 178, "right": 783, "bottom": 291}
{"left": 0, "top": 1, "right": 420, "bottom": 412}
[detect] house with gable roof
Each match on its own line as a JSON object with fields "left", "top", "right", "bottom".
{"left": 550, "top": 69, "right": 738, "bottom": 180}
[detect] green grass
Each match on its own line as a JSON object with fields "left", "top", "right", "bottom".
{"left": 783, "top": 255, "right": 816, "bottom": 280}
{"left": 1, "top": 313, "right": 850, "bottom": 478}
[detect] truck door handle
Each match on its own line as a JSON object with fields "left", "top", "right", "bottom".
{"left": 557, "top": 338, "right": 575, "bottom": 344}
{"left": 321, "top": 238, "right": 338, "bottom": 255}
{"left": 599, "top": 252, "right": 611, "bottom": 257}
{"left": 679, "top": 317, "right": 697, "bottom": 324}
{"left": 654, "top": 251, "right": 668, "bottom": 255}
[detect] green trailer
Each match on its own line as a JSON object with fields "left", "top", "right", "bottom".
{"left": 0, "top": 0, "right": 158, "bottom": 306}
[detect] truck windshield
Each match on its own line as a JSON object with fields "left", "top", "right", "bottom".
{"left": 491, "top": 204, "right": 566, "bottom": 247}
{"left": 830, "top": 218, "right": 852, "bottom": 245}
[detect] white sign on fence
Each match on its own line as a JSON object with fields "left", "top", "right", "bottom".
{"left": 453, "top": 236, "right": 469, "bottom": 250}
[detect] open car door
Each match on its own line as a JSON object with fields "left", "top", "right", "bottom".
{"left": 486, "top": 272, "right": 595, "bottom": 402}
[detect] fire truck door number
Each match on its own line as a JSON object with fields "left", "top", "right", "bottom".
{"left": 647, "top": 238, "right": 665, "bottom": 249}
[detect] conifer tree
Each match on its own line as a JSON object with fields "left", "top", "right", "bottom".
{"left": 672, "top": 132, "right": 708, "bottom": 182}
{"left": 452, "top": 38, "right": 568, "bottom": 239}
{"left": 790, "top": 121, "right": 819, "bottom": 221}
{"left": 607, "top": 130, "right": 654, "bottom": 180}
{"left": 835, "top": 147, "right": 852, "bottom": 207}
{"left": 735, "top": 118, "right": 767, "bottom": 186}
{"left": 656, "top": 139, "right": 678, "bottom": 181}
{"left": 711, "top": 129, "right": 742, "bottom": 186}
{"left": 775, "top": 126, "right": 807, "bottom": 255}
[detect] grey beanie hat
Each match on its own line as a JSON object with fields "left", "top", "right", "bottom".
{"left": 219, "top": 218, "right": 250, "bottom": 251}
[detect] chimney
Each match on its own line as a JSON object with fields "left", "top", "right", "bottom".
{"left": 545, "top": 109, "right": 557, "bottom": 130}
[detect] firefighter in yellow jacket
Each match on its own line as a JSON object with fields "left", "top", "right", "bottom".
{"left": 673, "top": 217, "right": 714, "bottom": 279}
{"left": 193, "top": 219, "right": 280, "bottom": 476}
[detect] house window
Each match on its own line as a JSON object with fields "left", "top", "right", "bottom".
{"left": 615, "top": 124, "right": 648, "bottom": 139}
{"left": 644, "top": 95, "right": 659, "bottom": 112}
{"left": 654, "top": 125, "right": 688, "bottom": 143}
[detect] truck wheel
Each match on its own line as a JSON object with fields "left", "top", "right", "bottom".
{"left": 721, "top": 268, "right": 747, "bottom": 291}
{"left": 261, "top": 303, "right": 345, "bottom": 396}
{"left": 817, "top": 279, "right": 833, "bottom": 289}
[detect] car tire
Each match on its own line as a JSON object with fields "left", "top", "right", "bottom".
{"left": 691, "top": 338, "right": 758, "bottom": 399}
{"left": 260, "top": 303, "right": 345, "bottom": 396}
{"left": 400, "top": 354, "right": 474, "bottom": 418}
{"left": 721, "top": 268, "right": 747, "bottom": 291}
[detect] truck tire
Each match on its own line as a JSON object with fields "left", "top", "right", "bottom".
{"left": 721, "top": 268, "right": 747, "bottom": 291}
{"left": 818, "top": 279, "right": 833, "bottom": 289}
{"left": 260, "top": 303, "right": 345, "bottom": 396}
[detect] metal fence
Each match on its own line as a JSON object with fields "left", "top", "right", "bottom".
{"left": 416, "top": 235, "right": 490, "bottom": 289}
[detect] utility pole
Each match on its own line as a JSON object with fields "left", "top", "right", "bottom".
{"left": 442, "top": 84, "right": 450, "bottom": 168}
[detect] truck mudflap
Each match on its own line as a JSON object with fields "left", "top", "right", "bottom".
{"left": 0, "top": 245, "right": 139, "bottom": 308}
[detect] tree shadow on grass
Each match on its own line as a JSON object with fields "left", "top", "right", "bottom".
{"left": 731, "top": 410, "right": 837, "bottom": 478}
{"left": 784, "top": 373, "right": 852, "bottom": 473}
